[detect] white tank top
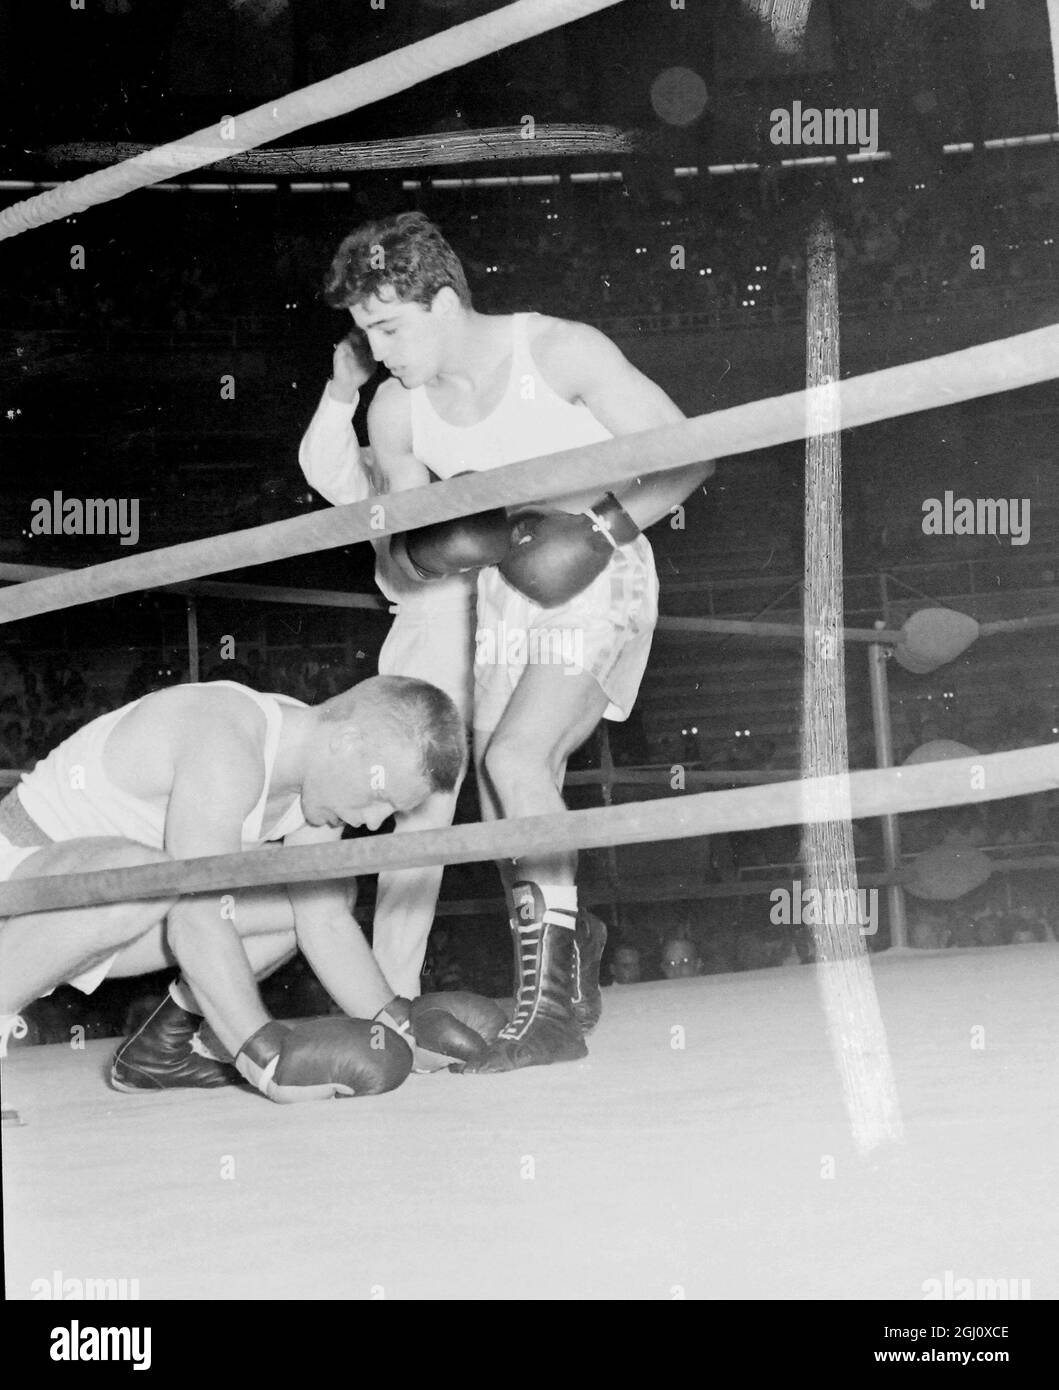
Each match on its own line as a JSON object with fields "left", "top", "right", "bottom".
{"left": 17, "top": 682, "right": 307, "bottom": 849}
{"left": 409, "top": 313, "right": 613, "bottom": 478}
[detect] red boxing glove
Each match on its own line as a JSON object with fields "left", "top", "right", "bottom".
{"left": 499, "top": 493, "right": 640, "bottom": 608}
{"left": 409, "top": 992, "right": 508, "bottom": 1072}
{"left": 377, "top": 993, "right": 508, "bottom": 1072}
{"left": 391, "top": 508, "right": 511, "bottom": 581}
{"left": 235, "top": 1018, "right": 412, "bottom": 1103}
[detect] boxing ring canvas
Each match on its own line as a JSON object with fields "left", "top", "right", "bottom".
{"left": 5, "top": 947, "right": 1056, "bottom": 1300}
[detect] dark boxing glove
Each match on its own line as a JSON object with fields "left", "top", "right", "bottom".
{"left": 409, "top": 992, "right": 508, "bottom": 1072}
{"left": 391, "top": 507, "right": 510, "bottom": 582}
{"left": 376, "top": 992, "right": 508, "bottom": 1072}
{"left": 499, "top": 493, "right": 640, "bottom": 608}
{"left": 235, "top": 1017, "right": 412, "bottom": 1104}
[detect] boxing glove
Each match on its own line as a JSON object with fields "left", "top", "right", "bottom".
{"left": 499, "top": 493, "right": 640, "bottom": 608}
{"left": 391, "top": 508, "right": 511, "bottom": 582}
{"left": 409, "top": 992, "right": 509, "bottom": 1071}
{"left": 376, "top": 993, "right": 508, "bottom": 1072}
{"left": 235, "top": 1018, "right": 412, "bottom": 1103}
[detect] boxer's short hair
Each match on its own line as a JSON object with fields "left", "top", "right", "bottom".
{"left": 324, "top": 212, "right": 472, "bottom": 311}
{"left": 321, "top": 675, "right": 466, "bottom": 794}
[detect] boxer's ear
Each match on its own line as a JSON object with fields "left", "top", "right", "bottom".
{"left": 429, "top": 286, "right": 462, "bottom": 318}
{"left": 328, "top": 721, "right": 366, "bottom": 759}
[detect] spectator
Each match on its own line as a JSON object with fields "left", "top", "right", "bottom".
{"left": 661, "top": 936, "right": 701, "bottom": 979}
{"left": 610, "top": 945, "right": 642, "bottom": 984}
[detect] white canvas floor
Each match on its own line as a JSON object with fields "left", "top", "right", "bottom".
{"left": 3, "top": 945, "right": 1056, "bottom": 1300}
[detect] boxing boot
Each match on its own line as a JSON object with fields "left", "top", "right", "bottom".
{"left": 466, "top": 882, "right": 587, "bottom": 1073}
{"left": 110, "top": 986, "right": 243, "bottom": 1092}
{"left": 571, "top": 907, "right": 607, "bottom": 1035}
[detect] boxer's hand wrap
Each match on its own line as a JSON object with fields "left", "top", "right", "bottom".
{"left": 500, "top": 493, "right": 640, "bottom": 608}
{"left": 235, "top": 1017, "right": 411, "bottom": 1104}
{"left": 235, "top": 1021, "right": 289, "bottom": 1095}
{"left": 583, "top": 493, "right": 641, "bottom": 549}
{"left": 373, "top": 997, "right": 414, "bottom": 1045}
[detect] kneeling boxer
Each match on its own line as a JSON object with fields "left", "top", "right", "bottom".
{"left": 0, "top": 674, "right": 501, "bottom": 1102}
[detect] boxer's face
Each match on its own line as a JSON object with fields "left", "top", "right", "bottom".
{"left": 351, "top": 287, "right": 456, "bottom": 389}
{"left": 304, "top": 726, "right": 432, "bottom": 831}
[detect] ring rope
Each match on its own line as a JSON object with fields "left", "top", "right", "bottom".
{"left": 3, "top": 322, "right": 1058, "bottom": 627}
{"left": 6, "top": 559, "right": 1059, "bottom": 646}
{"left": 1, "top": 746, "right": 1055, "bottom": 917}
{"left": 0, "top": 563, "right": 390, "bottom": 614}
{"left": 0, "top": 561, "right": 896, "bottom": 640}
{"left": 0, "top": 0, "right": 624, "bottom": 242}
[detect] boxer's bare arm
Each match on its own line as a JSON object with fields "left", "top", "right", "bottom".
{"left": 534, "top": 319, "right": 714, "bottom": 526}
{"left": 282, "top": 823, "right": 398, "bottom": 1019}
{"left": 162, "top": 715, "right": 272, "bottom": 1058}
{"left": 366, "top": 377, "right": 433, "bottom": 494}
{"left": 367, "top": 377, "right": 439, "bottom": 583}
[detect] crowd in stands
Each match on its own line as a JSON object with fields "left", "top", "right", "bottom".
{"left": 604, "top": 870, "right": 1057, "bottom": 989}
{"left": 0, "top": 661, "right": 110, "bottom": 770}
{"left": 1, "top": 159, "right": 1054, "bottom": 339}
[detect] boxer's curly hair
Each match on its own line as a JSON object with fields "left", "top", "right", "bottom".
{"left": 324, "top": 211, "right": 472, "bottom": 312}
{"left": 321, "top": 675, "right": 466, "bottom": 794}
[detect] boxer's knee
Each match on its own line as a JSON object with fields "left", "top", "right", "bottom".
{"left": 104, "top": 843, "right": 172, "bottom": 873}
{"left": 92, "top": 845, "right": 180, "bottom": 949}
{"left": 77, "top": 839, "right": 176, "bottom": 950}
{"left": 12, "top": 837, "right": 171, "bottom": 883}
{"left": 482, "top": 732, "right": 558, "bottom": 799}
{"left": 9, "top": 839, "right": 177, "bottom": 946}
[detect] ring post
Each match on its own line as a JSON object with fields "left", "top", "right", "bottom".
{"left": 868, "top": 623, "right": 908, "bottom": 949}
{"left": 186, "top": 598, "right": 200, "bottom": 683}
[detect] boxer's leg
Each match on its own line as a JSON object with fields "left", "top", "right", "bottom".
{"left": 0, "top": 837, "right": 178, "bottom": 1055}
{"left": 475, "top": 718, "right": 609, "bottom": 1031}
{"left": 373, "top": 785, "right": 461, "bottom": 999}
{"left": 108, "top": 885, "right": 298, "bottom": 980}
{"left": 470, "top": 664, "right": 609, "bottom": 1072}
{"left": 473, "top": 727, "right": 516, "bottom": 896}
{"left": 373, "top": 605, "right": 474, "bottom": 999}
{"left": 480, "top": 665, "right": 605, "bottom": 851}
{"left": 243, "top": 930, "right": 298, "bottom": 980}
{"left": 110, "top": 890, "right": 301, "bottom": 1091}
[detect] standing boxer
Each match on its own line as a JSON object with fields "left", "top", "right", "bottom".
{"left": 323, "top": 212, "right": 714, "bottom": 1070}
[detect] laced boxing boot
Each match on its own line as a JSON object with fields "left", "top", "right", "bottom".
{"left": 109, "top": 985, "right": 243, "bottom": 1092}
{"left": 572, "top": 907, "right": 607, "bottom": 1035}
{"left": 467, "top": 882, "right": 587, "bottom": 1072}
